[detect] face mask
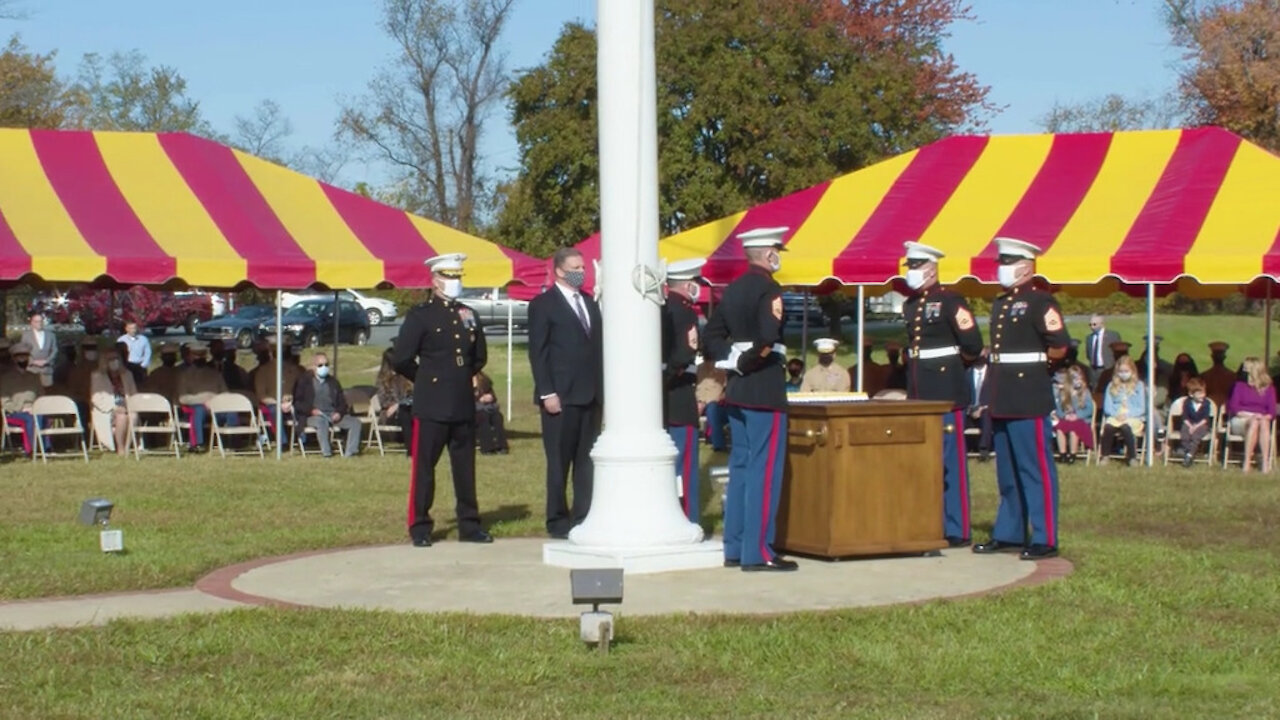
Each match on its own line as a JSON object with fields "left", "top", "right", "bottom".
{"left": 440, "top": 278, "right": 463, "bottom": 299}
{"left": 107, "top": 359, "right": 121, "bottom": 372}
{"left": 16, "top": 359, "right": 29, "bottom": 370}
{"left": 1116, "top": 371, "right": 1132, "bottom": 381}
{"left": 819, "top": 355, "right": 833, "bottom": 367}
{"left": 768, "top": 252, "right": 782, "bottom": 273}
{"left": 563, "top": 269, "right": 586, "bottom": 289}
{"left": 316, "top": 365, "right": 330, "bottom": 379}
{"left": 905, "top": 268, "right": 927, "bottom": 290}
{"left": 997, "top": 264, "right": 1020, "bottom": 289}
{"left": 84, "top": 350, "right": 98, "bottom": 361}
{"left": 1072, "top": 380, "right": 1084, "bottom": 389}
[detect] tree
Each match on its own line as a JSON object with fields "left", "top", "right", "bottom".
{"left": 338, "top": 0, "right": 516, "bottom": 231}
{"left": 494, "top": 0, "right": 993, "bottom": 257}
{"left": 1039, "top": 93, "right": 1184, "bottom": 132}
{"left": 231, "top": 99, "right": 293, "bottom": 163}
{"left": 0, "top": 35, "right": 76, "bottom": 128}
{"left": 1164, "top": 0, "right": 1280, "bottom": 150}
{"left": 66, "top": 50, "right": 211, "bottom": 134}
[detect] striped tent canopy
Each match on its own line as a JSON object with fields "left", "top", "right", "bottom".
{"left": 654, "top": 127, "right": 1280, "bottom": 295}
{"left": 0, "top": 129, "right": 538, "bottom": 290}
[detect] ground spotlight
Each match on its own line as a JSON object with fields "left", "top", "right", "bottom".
{"left": 570, "top": 568, "right": 623, "bottom": 653}
{"left": 78, "top": 498, "right": 123, "bottom": 553}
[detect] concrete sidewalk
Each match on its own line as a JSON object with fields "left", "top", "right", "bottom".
{"left": 0, "top": 539, "right": 1072, "bottom": 631}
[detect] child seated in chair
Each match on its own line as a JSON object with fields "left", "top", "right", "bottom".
{"left": 1100, "top": 355, "right": 1146, "bottom": 466}
{"left": 1178, "top": 377, "right": 1212, "bottom": 467}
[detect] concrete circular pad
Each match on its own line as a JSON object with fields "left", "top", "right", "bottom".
{"left": 203, "top": 539, "right": 1072, "bottom": 618}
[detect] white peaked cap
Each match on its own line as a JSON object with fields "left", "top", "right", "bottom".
{"left": 666, "top": 258, "right": 707, "bottom": 281}
{"left": 903, "top": 241, "right": 945, "bottom": 262}
{"left": 813, "top": 337, "right": 838, "bottom": 353}
{"left": 425, "top": 253, "right": 467, "bottom": 274}
{"left": 994, "top": 237, "right": 1041, "bottom": 260}
{"left": 737, "top": 226, "right": 789, "bottom": 250}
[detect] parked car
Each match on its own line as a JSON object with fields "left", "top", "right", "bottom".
{"left": 280, "top": 289, "right": 397, "bottom": 326}
{"left": 262, "top": 298, "right": 370, "bottom": 348}
{"left": 781, "top": 292, "right": 828, "bottom": 328}
{"left": 196, "top": 305, "right": 276, "bottom": 348}
{"left": 30, "top": 286, "right": 214, "bottom": 335}
{"left": 456, "top": 287, "right": 530, "bottom": 332}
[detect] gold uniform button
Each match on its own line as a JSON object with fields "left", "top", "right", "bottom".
{"left": 1017, "top": 372, "right": 1024, "bottom": 378}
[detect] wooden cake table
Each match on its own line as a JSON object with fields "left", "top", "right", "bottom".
{"left": 775, "top": 399, "right": 954, "bottom": 559}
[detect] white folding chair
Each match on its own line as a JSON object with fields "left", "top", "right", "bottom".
{"left": 207, "top": 392, "right": 266, "bottom": 458}
{"left": 1220, "top": 406, "right": 1275, "bottom": 470}
{"left": 364, "top": 394, "right": 407, "bottom": 456}
{"left": 346, "top": 386, "right": 374, "bottom": 448}
{"left": 1162, "top": 397, "right": 1217, "bottom": 466}
{"left": 125, "top": 393, "right": 183, "bottom": 459}
{"left": 1, "top": 408, "right": 31, "bottom": 455}
{"left": 31, "top": 395, "right": 89, "bottom": 463}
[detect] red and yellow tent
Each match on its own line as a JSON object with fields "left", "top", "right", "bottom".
{"left": 655, "top": 127, "right": 1280, "bottom": 294}
{"left": 0, "top": 129, "right": 538, "bottom": 290}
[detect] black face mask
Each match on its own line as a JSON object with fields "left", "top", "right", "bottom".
{"left": 16, "top": 359, "right": 29, "bottom": 370}
{"left": 162, "top": 356, "right": 177, "bottom": 367}
{"left": 788, "top": 367, "right": 803, "bottom": 379}
{"left": 818, "top": 355, "right": 834, "bottom": 367}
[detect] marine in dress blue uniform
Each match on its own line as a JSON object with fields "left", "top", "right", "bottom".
{"left": 391, "top": 253, "right": 493, "bottom": 547}
{"left": 702, "top": 227, "right": 798, "bottom": 572}
{"left": 901, "top": 242, "right": 985, "bottom": 547}
{"left": 973, "top": 238, "right": 1071, "bottom": 560}
{"left": 662, "top": 258, "right": 708, "bottom": 524}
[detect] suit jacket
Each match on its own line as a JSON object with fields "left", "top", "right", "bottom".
{"left": 292, "top": 373, "right": 351, "bottom": 419}
{"left": 1084, "top": 328, "right": 1121, "bottom": 369}
{"left": 19, "top": 327, "right": 57, "bottom": 378}
{"left": 527, "top": 285, "right": 603, "bottom": 408}
{"left": 392, "top": 293, "right": 487, "bottom": 422}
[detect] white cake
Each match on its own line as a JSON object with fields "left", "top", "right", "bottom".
{"left": 787, "top": 392, "right": 870, "bottom": 404}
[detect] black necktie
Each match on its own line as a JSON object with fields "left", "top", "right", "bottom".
{"left": 573, "top": 293, "right": 590, "bottom": 334}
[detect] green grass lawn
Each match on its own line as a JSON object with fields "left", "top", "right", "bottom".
{"left": 2, "top": 318, "right": 1279, "bottom": 717}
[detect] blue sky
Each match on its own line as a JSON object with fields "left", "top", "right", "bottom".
{"left": 9, "top": 0, "right": 1180, "bottom": 186}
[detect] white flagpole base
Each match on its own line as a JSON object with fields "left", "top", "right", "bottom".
{"left": 543, "top": 539, "right": 725, "bottom": 575}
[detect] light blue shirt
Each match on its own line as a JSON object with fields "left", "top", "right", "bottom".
{"left": 119, "top": 333, "right": 152, "bottom": 367}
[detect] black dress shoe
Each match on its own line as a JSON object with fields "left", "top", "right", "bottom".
{"left": 972, "top": 539, "right": 1024, "bottom": 554}
{"left": 741, "top": 558, "right": 799, "bottom": 572}
{"left": 548, "top": 531, "right": 569, "bottom": 540}
{"left": 411, "top": 537, "right": 432, "bottom": 548}
{"left": 946, "top": 537, "right": 972, "bottom": 548}
{"left": 460, "top": 531, "right": 494, "bottom": 544}
{"left": 723, "top": 559, "right": 740, "bottom": 568}
{"left": 1020, "top": 544, "right": 1058, "bottom": 560}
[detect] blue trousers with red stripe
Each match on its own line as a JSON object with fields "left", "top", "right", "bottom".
{"left": 991, "top": 416, "right": 1059, "bottom": 548}
{"left": 724, "top": 405, "right": 787, "bottom": 566}
{"left": 668, "top": 425, "right": 701, "bottom": 523}
{"left": 942, "top": 410, "right": 971, "bottom": 541}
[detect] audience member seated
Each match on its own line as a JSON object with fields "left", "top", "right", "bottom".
{"left": 799, "top": 338, "right": 851, "bottom": 393}
{"left": 1, "top": 343, "right": 46, "bottom": 455}
{"left": 696, "top": 357, "right": 727, "bottom": 452}
{"left": 884, "top": 341, "right": 907, "bottom": 390}
{"left": 1099, "top": 355, "right": 1146, "bottom": 466}
{"left": 375, "top": 347, "right": 414, "bottom": 453}
{"left": 784, "top": 358, "right": 805, "bottom": 392}
{"left": 1177, "top": 377, "right": 1213, "bottom": 467}
{"left": 1053, "top": 364, "right": 1095, "bottom": 464}
{"left": 1226, "top": 356, "right": 1275, "bottom": 473}
{"left": 89, "top": 349, "right": 138, "bottom": 455}
{"left": 176, "top": 343, "right": 228, "bottom": 453}
{"left": 473, "top": 371, "right": 509, "bottom": 454}
{"left": 1167, "top": 353, "right": 1199, "bottom": 403}
{"left": 142, "top": 343, "right": 182, "bottom": 403}
{"left": 254, "top": 338, "right": 303, "bottom": 445}
{"left": 292, "top": 351, "right": 363, "bottom": 458}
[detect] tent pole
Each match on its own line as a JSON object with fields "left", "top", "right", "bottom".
{"left": 506, "top": 287, "right": 514, "bottom": 421}
{"left": 275, "top": 290, "right": 283, "bottom": 461}
{"left": 1146, "top": 284, "right": 1156, "bottom": 467}
{"left": 856, "top": 286, "right": 865, "bottom": 393}
{"left": 332, "top": 290, "right": 340, "bottom": 375}
{"left": 1265, "top": 283, "right": 1273, "bottom": 363}
{"left": 800, "top": 290, "right": 810, "bottom": 364}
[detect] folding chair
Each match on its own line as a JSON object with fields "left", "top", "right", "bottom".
{"left": 1161, "top": 397, "right": 1217, "bottom": 466}
{"left": 207, "top": 393, "right": 266, "bottom": 458}
{"left": 1220, "top": 406, "right": 1276, "bottom": 470}
{"left": 292, "top": 408, "right": 339, "bottom": 456}
{"left": 345, "top": 386, "right": 375, "bottom": 448}
{"left": 2, "top": 408, "right": 31, "bottom": 455}
{"left": 364, "top": 394, "right": 408, "bottom": 456}
{"left": 31, "top": 395, "right": 89, "bottom": 463}
{"left": 125, "top": 393, "right": 183, "bottom": 459}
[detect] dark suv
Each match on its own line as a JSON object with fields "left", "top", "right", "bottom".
{"left": 262, "top": 299, "right": 370, "bottom": 348}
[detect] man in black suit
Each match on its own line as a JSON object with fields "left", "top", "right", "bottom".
{"left": 528, "top": 246, "right": 604, "bottom": 538}
{"left": 1084, "top": 314, "right": 1122, "bottom": 383}
{"left": 392, "top": 252, "right": 492, "bottom": 547}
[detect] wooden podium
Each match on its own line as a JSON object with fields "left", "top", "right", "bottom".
{"left": 775, "top": 400, "right": 953, "bottom": 558}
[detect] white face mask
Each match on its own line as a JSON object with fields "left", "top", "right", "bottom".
{"left": 440, "top": 278, "right": 463, "bottom": 299}
{"left": 997, "top": 264, "right": 1020, "bottom": 289}
{"left": 1116, "top": 371, "right": 1133, "bottom": 381}
{"left": 905, "top": 268, "right": 927, "bottom": 290}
